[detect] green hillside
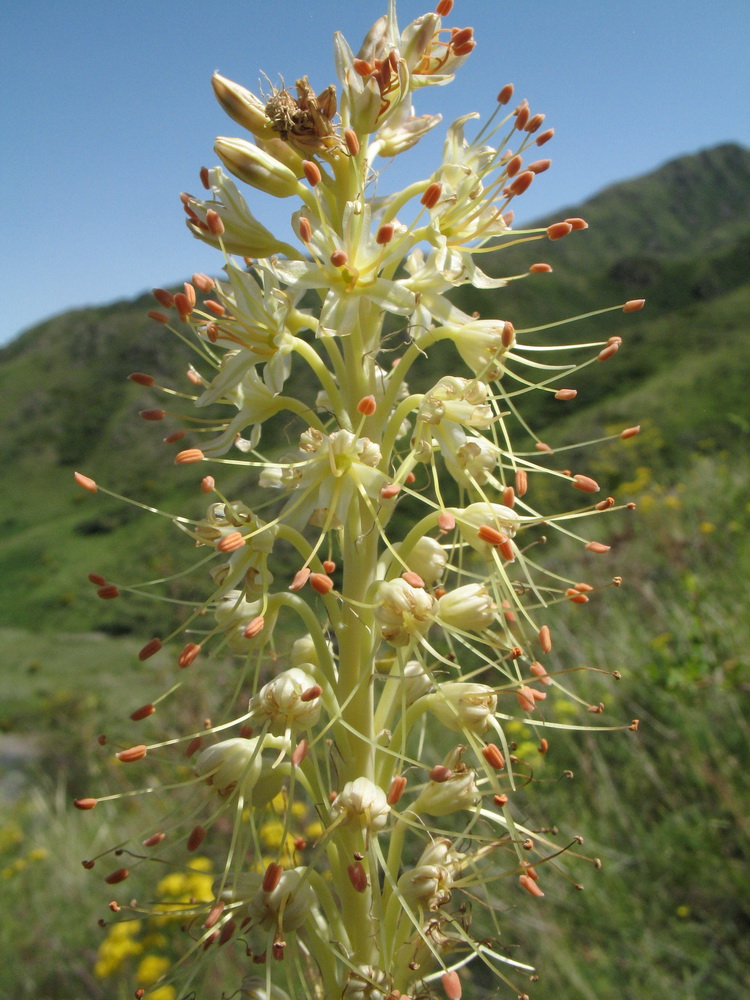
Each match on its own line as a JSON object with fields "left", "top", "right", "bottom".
{"left": 1, "top": 143, "right": 747, "bottom": 635}
{"left": 1, "top": 144, "right": 749, "bottom": 1000}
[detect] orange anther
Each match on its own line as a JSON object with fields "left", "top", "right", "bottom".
{"left": 143, "top": 832, "right": 166, "bottom": 847}
{"left": 517, "top": 686, "right": 537, "bottom": 712}
{"left": 437, "top": 511, "right": 455, "bottom": 533}
{"left": 96, "top": 585, "right": 120, "bottom": 600}
{"left": 529, "top": 661, "right": 551, "bottom": 685}
{"left": 515, "top": 469, "right": 528, "bottom": 496}
{"left": 243, "top": 616, "right": 265, "bottom": 639}
{"left": 152, "top": 288, "right": 174, "bottom": 308}
{"left": 572, "top": 474, "right": 600, "bottom": 493}
{"left": 343, "top": 128, "right": 360, "bottom": 156}
{"left": 538, "top": 625, "right": 552, "bottom": 653}
{"left": 178, "top": 642, "right": 201, "bottom": 667}
{"left": 519, "top": 873, "right": 544, "bottom": 897}
{"left": 88, "top": 572, "right": 106, "bottom": 586}
{"left": 301, "top": 684, "right": 322, "bottom": 703}
{"left": 309, "top": 573, "right": 334, "bottom": 595}
{"left": 536, "top": 128, "right": 555, "bottom": 145}
{"left": 74, "top": 471, "right": 98, "bottom": 493}
{"left": 187, "top": 825, "right": 207, "bottom": 852}
{"left": 347, "top": 860, "right": 368, "bottom": 893}
{"left": 298, "top": 217, "right": 312, "bottom": 243}
{"left": 138, "top": 638, "right": 162, "bottom": 661}
{"left": 402, "top": 571, "right": 425, "bottom": 588}
{"left": 330, "top": 249, "right": 348, "bottom": 267}
{"left": 567, "top": 591, "right": 589, "bottom": 604}
{"left": 539, "top": 738, "right": 549, "bottom": 754}
{"left": 204, "top": 900, "right": 225, "bottom": 929}
{"left": 421, "top": 182, "right": 443, "bottom": 208}
{"left": 116, "top": 745, "right": 148, "bottom": 763}
{"left": 139, "top": 408, "right": 165, "bottom": 421}
{"left": 585, "top": 541, "right": 611, "bottom": 553}
{"left": 217, "top": 531, "right": 246, "bottom": 553}
{"left": 525, "top": 113, "right": 545, "bottom": 133}
{"left": 302, "top": 160, "right": 322, "bottom": 186}
{"left": 175, "top": 448, "right": 205, "bottom": 464}
{"left": 505, "top": 154, "right": 523, "bottom": 178}
{"left": 193, "top": 271, "right": 214, "bottom": 293}
{"left": 514, "top": 104, "right": 530, "bottom": 130}
{"left": 262, "top": 862, "right": 283, "bottom": 893}
{"left": 623, "top": 298, "right": 645, "bottom": 313}
{"left": 441, "top": 969, "right": 462, "bottom": 1000}
{"left": 104, "top": 868, "right": 129, "bottom": 885}
{"left": 527, "top": 158, "right": 551, "bottom": 173}
{"left": 186, "top": 736, "right": 203, "bottom": 758}
{"left": 530, "top": 262, "right": 553, "bottom": 273}
{"left": 481, "top": 743, "right": 506, "bottom": 770}
{"left": 509, "top": 170, "right": 534, "bottom": 195}
{"left": 554, "top": 388, "right": 577, "bottom": 400}
{"left": 74, "top": 797, "right": 97, "bottom": 810}
{"left": 597, "top": 342, "right": 620, "bottom": 362}
{"left": 130, "top": 703, "right": 156, "bottom": 721}
{"left": 429, "top": 764, "right": 452, "bottom": 782}
{"left": 289, "top": 567, "right": 311, "bottom": 591}
{"left": 128, "top": 372, "right": 155, "bottom": 386}
{"left": 547, "top": 221, "right": 573, "bottom": 240}
{"left": 595, "top": 497, "right": 616, "bottom": 510}
{"left": 291, "top": 739, "right": 309, "bottom": 766}
{"left": 357, "top": 395, "right": 377, "bottom": 415}
{"left": 387, "top": 775, "right": 407, "bottom": 804}
{"left": 206, "top": 209, "right": 225, "bottom": 236}
{"left": 173, "top": 292, "right": 192, "bottom": 321}
{"left": 565, "top": 217, "right": 588, "bottom": 230}
{"left": 204, "top": 299, "right": 226, "bottom": 316}
{"left": 164, "top": 430, "right": 185, "bottom": 443}
{"left": 201, "top": 476, "right": 215, "bottom": 494}
{"left": 376, "top": 223, "right": 395, "bottom": 245}
{"left": 494, "top": 793, "right": 509, "bottom": 807}
{"left": 620, "top": 425, "right": 641, "bottom": 439}
{"left": 477, "top": 524, "right": 506, "bottom": 546}
{"left": 497, "top": 82, "right": 514, "bottom": 105}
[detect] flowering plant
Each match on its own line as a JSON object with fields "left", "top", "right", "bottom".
{"left": 75, "top": 3, "right": 643, "bottom": 998}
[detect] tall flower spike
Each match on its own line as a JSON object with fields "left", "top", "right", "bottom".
{"left": 77, "top": 4, "right": 645, "bottom": 999}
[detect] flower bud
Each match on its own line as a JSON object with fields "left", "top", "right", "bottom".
{"left": 215, "top": 137, "right": 304, "bottom": 198}
{"left": 212, "top": 74, "right": 276, "bottom": 140}
{"left": 246, "top": 867, "right": 316, "bottom": 932}
{"left": 330, "top": 777, "right": 390, "bottom": 832}
{"left": 195, "top": 737, "right": 264, "bottom": 797}
{"left": 374, "top": 578, "right": 436, "bottom": 647}
{"left": 412, "top": 747, "right": 480, "bottom": 816}
{"left": 419, "top": 376, "right": 493, "bottom": 429}
{"left": 247, "top": 668, "right": 322, "bottom": 731}
{"left": 425, "top": 682, "right": 497, "bottom": 734}
{"left": 397, "top": 863, "right": 452, "bottom": 910}
{"left": 452, "top": 502, "right": 522, "bottom": 556}
{"left": 403, "top": 536, "right": 447, "bottom": 587}
{"left": 417, "top": 837, "right": 464, "bottom": 873}
{"left": 437, "top": 584, "right": 497, "bottom": 632}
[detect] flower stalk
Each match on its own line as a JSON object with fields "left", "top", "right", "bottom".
{"left": 75, "top": 3, "right": 645, "bottom": 998}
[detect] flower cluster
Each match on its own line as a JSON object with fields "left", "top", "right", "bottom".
{"left": 75, "top": 3, "right": 643, "bottom": 999}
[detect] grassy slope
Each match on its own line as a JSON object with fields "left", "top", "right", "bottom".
{"left": 1, "top": 143, "right": 749, "bottom": 999}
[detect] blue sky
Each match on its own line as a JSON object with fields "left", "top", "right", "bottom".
{"left": 3, "top": 0, "right": 749, "bottom": 344}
